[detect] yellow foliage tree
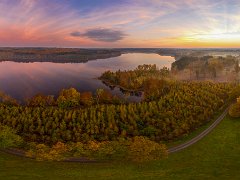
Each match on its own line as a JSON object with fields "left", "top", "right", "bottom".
{"left": 26, "top": 142, "right": 68, "bottom": 161}
{"left": 57, "top": 88, "right": 80, "bottom": 108}
{"left": 229, "top": 98, "right": 240, "bottom": 118}
{"left": 128, "top": 136, "right": 168, "bottom": 162}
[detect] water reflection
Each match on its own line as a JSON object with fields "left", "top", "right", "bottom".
{"left": 102, "top": 81, "right": 144, "bottom": 97}
{"left": 0, "top": 53, "right": 174, "bottom": 102}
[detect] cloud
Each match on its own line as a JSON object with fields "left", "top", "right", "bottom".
{"left": 70, "top": 31, "right": 82, "bottom": 37}
{"left": 71, "top": 28, "right": 126, "bottom": 42}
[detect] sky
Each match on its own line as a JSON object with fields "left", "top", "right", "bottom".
{"left": 1, "top": 0, "right": 240, "bottom": 48}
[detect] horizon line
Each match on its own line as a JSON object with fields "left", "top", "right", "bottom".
{"left": 1, "top": 46, "right": 240, "bottom": 49}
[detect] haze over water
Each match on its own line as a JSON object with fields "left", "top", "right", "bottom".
{"left": 0, "top": 53, "right": 174, "bottom": 102}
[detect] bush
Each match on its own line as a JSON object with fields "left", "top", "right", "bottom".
{"left": 127, "top": 136, "right": 168, "bottom": 162}
{"left": 26, "top": 142, "right": 68, "bottom": 161}
{"left": 229, "top": 103, "right": 240, "bottom": 118}
{"left": 70, "top": 142, "right": 91, "bottom": 158}
{"left": 229, "top": 85, "right": 240, "bottom": 100}
{"left": 0, "top": 125, "right": 23, "bottom": 148}
{"left": 95, "top": 140, "right": 128, "bottom": 160}
{"left": 25, "top": 139, "right": 168, "bottom": 162}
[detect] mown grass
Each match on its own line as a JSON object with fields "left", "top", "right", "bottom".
{"left": 0, "top": 116, "right": 239, "bottom": 180}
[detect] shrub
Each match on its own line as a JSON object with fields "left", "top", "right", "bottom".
{"left": 229, "top": 85, "right": 240, "bottom": 100}
{"left": 0, "top": 125, "right": 23, "bottom": 148}
{"left": 127, "top": 136, "right": 168, "bottom": 162}
{"left": 26, "top": 142, "right": 68, "bottom": 161}
{"left": 229, "top": 103, "right": 240, "bottom": 118}
{"left": 25, "top": 139, "right": 168, "bottom": 162}
{"left": 95, "top": 140, "right": 128, "bottom": 160}
{"left": 70, "top": 142, "right": 90, "bottom": 158}
{"left": 71, "top": 141, "right": 100, "bottom": 159}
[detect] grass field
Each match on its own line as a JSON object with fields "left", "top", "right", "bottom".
{"left": 0, "top": 116, "right": 239, "bottom": 180}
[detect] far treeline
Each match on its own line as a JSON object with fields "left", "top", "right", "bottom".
{"left": 172, "top": 55, "right": 240, "bottom": 80}
{"left": 0, "top": 48, "right": 121, "bottom": 63}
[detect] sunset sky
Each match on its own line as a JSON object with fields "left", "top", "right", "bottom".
{"left": 1, "top": 0, "right": 240, "bottom": 48}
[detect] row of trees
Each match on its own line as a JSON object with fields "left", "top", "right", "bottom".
{"left": 26, "top": 88, "right": 123, "bottom": 108}
{"left": 0, "top": 82, "right": 234, "bottom": 144}
{"left": 26, "top": 137, "right": 168, "bottom": 162}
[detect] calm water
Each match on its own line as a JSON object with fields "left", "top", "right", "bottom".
{"left": 0, "top": 53, "right": 174, "bottom": 102}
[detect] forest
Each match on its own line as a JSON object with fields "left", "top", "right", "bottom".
{"left": 0, "top": 82, "right": 235, "bottom": 143}
{"left": 1, "top": 64, "right": 239, "bottom": 162}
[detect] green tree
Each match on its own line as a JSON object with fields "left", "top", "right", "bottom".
{"left": 0, "top": 125, "right": 23, "bottom": 148}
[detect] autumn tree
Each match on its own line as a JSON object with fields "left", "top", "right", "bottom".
{"left": 57, "top": 88, "right": 80, "bottom": 108}
{"left": 0, "top": 91, "right": 18, "bottom": 106}
{"left": 96, "top": 88, "right": 104, "bottom": 105}
{"left": 128, "top": 136, "right": 168, "bottom": 162}
{"left": 80, "top": 92, "right": 93, "bottom": 106}
{"left": 96, "top": 89, "right": 113, "bottom": 104}
{"left": 229, "top": 97, "right": 240, "bottom": 118}
{"left": 27, "top": 94, "right": 55, "bottom": 107}
{"left": 229, "top": 103, "right": 240, "bottom": 118}
{"left": 143, "top": 78, "right": 170, "bottom": 101}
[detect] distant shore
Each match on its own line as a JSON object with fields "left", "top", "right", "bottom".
{"left": 0, "top": 48, "right": 121, "bottom": 63}
{"left": 1, "top": 47, "right": 240, "bottom": 63}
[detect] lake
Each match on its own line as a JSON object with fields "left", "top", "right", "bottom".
{"left": 0, "top": 53, "right": 174, "bottom": 102}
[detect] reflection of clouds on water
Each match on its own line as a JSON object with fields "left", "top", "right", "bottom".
{"left": 0, "top": 53, "right": 174, "bottom": 102}
{"left": 86, "top": 53, "right": 174, "bottom": 72}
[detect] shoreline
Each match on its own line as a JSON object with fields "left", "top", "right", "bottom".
{"left": 99, "top": 78, "right": 144, "bottom": 93}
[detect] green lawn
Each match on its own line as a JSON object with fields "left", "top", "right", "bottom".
{"left": 0, "top": 116, "right": 239, "bottom": 180}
